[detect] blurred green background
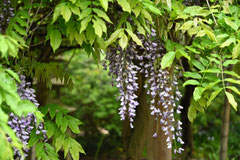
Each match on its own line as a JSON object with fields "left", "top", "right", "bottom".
{"left": 48, "top": 50, "right": 240, "bottom": 160}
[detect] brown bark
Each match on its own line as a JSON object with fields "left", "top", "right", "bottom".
{"left": 220, "top": 92, "right": 231, "bottom": 160}
{"left": 181, "top": 85, "right": 194, "bottom": 159}
{"left": 123, "top": 71, "right": 172, "bottom": 160}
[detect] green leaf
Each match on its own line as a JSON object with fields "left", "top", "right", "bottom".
{"left": 69, "top": 4, "right": 81, "bottom": 17}
{"left": 92, "top": 19, "right": 102, "bottom": 37}
{"left": 225, "top": 78, "right": 240, "bottom": 85}
{"left": 50, "top": 29, "right": 62, "bottom": 52}
{"left": 94, "top": 16, "right": 107, "bottom": 33}
{"left": 188, "top": 102, "right": 196, "bottom": 122}
{"left": 60, "top": 117, "right": 68, "bottom": 132}
{"left": 92, "top": 8, "right": 112, "bottom": 23}
{"left": 224, "top": 17, "right": 238, "bottom": 31}
{"left": 117, "top": 0, "right": 131, "bottom": 13}
{"left": 225, "top": 91, "right": 237, "bottom": 111}
{"left": 80, "top": 15, "right": 92, "bottom": 33}
{"left": 200, "top": 68, "right": 221, "bottom": 73}
{"left": 180, "top": 21, "right": 194, "bottom": 31}
{"left": 125, "top": 29, "right": 142, "bottom": 46}
{"left": 220, "top": 36, "right": 236, "bottom": 48}
{"left": 161, "top": 51, "right": 176, "bottom": 69}
{"left": 193, "top": 87, "right": 204, "bottom": 101}
{"left": 119, "top": 33, "right": 128, "bottom": 50}
{"left": 226, "top": 86, "right": 240, "bottom": 96}
{"left": 75, "top": 32, "right": 85, "bottom": 46}
{"left": 56, "top": 112, "right": 63, "bottom": 127}
{"left": 79, "top": 8, "right": 92, "bottom": 20}
{"left": 141, "top": 9, "right": 152, "bottom": 23}
{"left": 183, "top": 72, "right": 201, "bottom": 79}
{"left": 204, "top": 79, "right": 221, "bottom": 90}
{"left": 143, "top": 2, "right": 161, "bottom": 15}
{"left": 45, "top": 120, "right": 56, "bottom": 138}
{"left": 28, "top": 129, "right": 40, "bottom": 147}
{"left": 191, "top": 59, "right": 205, "bottom": 70}
{"left": 106, "top": 29, "right": 124, "bottom": 46}
{"left": 223, "top": 59, "right": 239, "bottom": 67}
{"left": 55, "top": 132, "right": 65, "bottom": 152}
{"left": 61, "top": 6, "right": 72, "bottom": 22}
{"left": 17, "top": 100, "right": 37, "bottom": 116}
{"left": 233, "top": 43, "right": 240, "bottom": 59}
{"left": 53, "top": 3, "right": 65, "bottom": 22}
{"left": 63, "top": 138, "right": 71, "bottom": 158}
{"left": 15, "top": 17, "right": 28, "bottom": 27}
{"left": 13, "top": 24, "right": 27, "bottom": 36}
{"left": 5, "top": 69, "right": 20, "bottom": 82}
{"left": 183, "top": 80, "right": 200, "bottom": 87}
{"left": 0, "top": 37, "right": 9, "bottom": 57}
{"left": 99, "top": 0, "right": 108, "bottom": 11}
{"left": 207, "top": 88, "right": 223, "bottom": 106}
{"left": 68, "top": 118, "right": 80, "bottom": 134}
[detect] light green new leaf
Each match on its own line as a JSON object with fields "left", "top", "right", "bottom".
{"left": 75, "top": 32, "right": 85, "bottom": 46}
{"left": 220, "top": 36, "right": 236, "bottom": 48}
{"left": 5, "top": 69, "right": 20, "bottom": 82}
{"left": 0, "top": 37, "right": 9, "bottom": 57}
{"left": 233, "top": 43, "right": 240, "bottom": 59}
{"left": 224, "top": 17, "right": 238, "bottom": 31}
{"left": 207, "top": 88, "right": 223, "bottom": 106}
{"left": 55, "top": 132, "right": 65, "bottom": 152}
{"left": 69, "top": 4, "right": 81, "bottom": 17}
{"left": 180, "top": 21, "right": 194, "bottom": 31}
{"left": 141, "top": 9, "right": 152, "bottom": 23}
{"left": 53, "top": 3, "right": 65, "bottom": 22}
{"left": 226, "top": 86, "right": 240, "bottom": 96}
{"left": 125, "top": 29, "right": 143, "bottom": 46}
{"left": 183, "top": 72, "right": 201, "bottom": 79}
{"left": 161, "top": 51, "right": 176, "bottom": 69}
{"left": 193, "top": 87, "right": 204, "bottom": 101}
{"left": 225, "top": 91, "right": 237, "bottom": 111}
{"left": 117, "top": 0, "right": 131, "bottom": 13}
{"left": 94, "top": 16, "right": 107, "bottom": 33}
{"left": 61, "top": 6, "right": 72, "bottom": 22}
{"left": 225, "top": 78, "right": 240, "bottom": 85}
{"left": 50, "top": 29, "right": 62, "bottom": 52}
{"left": 17, "top": 100, "right": 37, "bottom": 116}
{"left": 99, "top": 0, "right": 108, "bottom": 11}
{"left": 92, "top": 20, "right": 102, "bottom": 37}
{"left": 80, "top": 15, "right": 92, "bottom": 33}
{"left": 92, "top": 8, "right": 112, "bottom": 23}
{"left": 143, "top": 2, "right": 161, "bottom": 15}
{"left": 119, "top": 33, "right": 128, "bottom": 50}
{"left": 183, "top": 80, "right": 200, "bottom": 87}
{"left": 223, "top": 59, "right": 238, "bottom": 67}
{"left": 79, "top": 8, "right": 92, "bottom": 20}
{"left": 106, "top": 28, "right": 123, "bottom": 46}
{"left": 63, "top": 138, "right": 71, "bottom": 158}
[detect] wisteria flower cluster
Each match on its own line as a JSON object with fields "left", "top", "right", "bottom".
{"left": 0, "top": 0, "right": 14, "bottom": 33}
{"left": 104, "top": 29, "right": 184, "bottom": 153}
{"left": 8, "top": 75, "right": 47, "bottom": 159}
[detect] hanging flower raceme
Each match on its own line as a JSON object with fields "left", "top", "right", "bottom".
{"left": 7, "top": 75, "right": 47, "bottom": 158}
{"left": 104, "top": 28, "right": 184, "bottom": 153}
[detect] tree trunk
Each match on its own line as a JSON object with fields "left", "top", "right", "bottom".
{"left": 181, "top": 85, "right": 194, "bottom": 159}
{"left": 123, "top": 73, "right": 172, "bottom": 160}
{"left": 220, "top": 92, "right": 231, "bottom": 160}
{"left": 146, "top": 104, "right": 172, "bottom": 160}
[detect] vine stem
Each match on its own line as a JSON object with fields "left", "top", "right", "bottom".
{"left": 220, "top": 55, "right": 226, "bottom": 92}
{"left": 206, "top": 0, "right": 218, "bottom": 26}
